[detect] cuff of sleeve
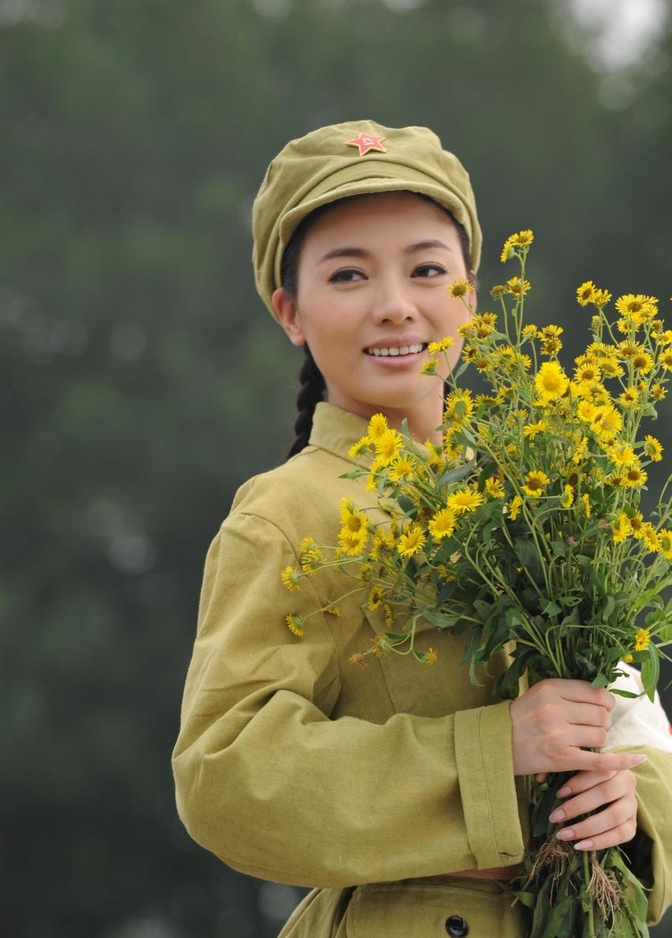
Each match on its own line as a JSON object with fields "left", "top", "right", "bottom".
{"left": 454, "top": 700, "right": 526, "bottom": 869}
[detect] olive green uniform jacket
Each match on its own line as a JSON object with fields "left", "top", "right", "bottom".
{"left": 172, "top": 403, "right": 672, "bottom": 936}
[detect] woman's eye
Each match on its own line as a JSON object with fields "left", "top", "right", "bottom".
{"left": 328, "top": 268, "right": 365, "bottom": 284}
{"left": 413, "top": 263, "right": 447, "bottom": 278}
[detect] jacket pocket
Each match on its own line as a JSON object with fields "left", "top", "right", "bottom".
{"left": 342, "top": 880, "right": 528, "bottom": 938}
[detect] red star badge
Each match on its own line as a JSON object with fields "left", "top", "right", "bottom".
{"left": 345, "top": 132, "right": 387, "bottom": 157}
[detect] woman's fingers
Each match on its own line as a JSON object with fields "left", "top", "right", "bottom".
{"left": 569, "top": 750, "right": 647, "bottom": 774}
{"left": 510, "top": 679, "right": 618, "bottom": 775}
{"left": 551, "top": 770, "right": 633, "bottom": 821}
{"left": 556, "top": 816, "right": 638, "bottom": 852}
{"left": 555, "top": 769, "right": 617, "bottom": 798}
{"left": 550, "top": 768, "right": 639, "bottom": 851}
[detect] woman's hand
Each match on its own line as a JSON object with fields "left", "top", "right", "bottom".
{"left": 548, "top": 768, "right": 639, "bottom": 851}
{"left": 510, "top": 678, "right": 647, "bottom": 776}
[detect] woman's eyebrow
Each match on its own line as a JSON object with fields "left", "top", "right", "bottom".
{"left": 319, "top": 240, "right": 453, "bottom": 263}
{"left": 319, "top": 247, "right": 370, "bottom": 262}
{"left": 404, "top": 239, "right": 453, "bottom": 254}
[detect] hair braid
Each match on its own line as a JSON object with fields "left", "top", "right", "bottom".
{"left": 286, "top": 347, "right": 325, "bottom": 459}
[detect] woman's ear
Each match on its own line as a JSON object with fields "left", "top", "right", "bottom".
{"left": 272, "top": 287, "right": 307, "bottom": 346}
{"left": 468, "top": 270, "right": 479, "bottom": 313}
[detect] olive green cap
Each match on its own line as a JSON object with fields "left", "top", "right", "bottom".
{"left": 252, "top": 119, "right": 481, "bottom": 319}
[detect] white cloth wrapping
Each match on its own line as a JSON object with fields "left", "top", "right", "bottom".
{"left": 606, "top": 662, "right": 672, "bottom": 753}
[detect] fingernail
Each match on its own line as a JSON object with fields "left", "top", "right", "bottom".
{"left": 574, "top": 840, "right": 594, "bottom": 851}
{"left": 633, "top": 755, "right": 648, "bottom": 765}
{"left": 549, "top": 809, "right": 566, "bottom": 823}
{"left": 557, "top": 785, "right": 571, "bottom": 797}
{"left": 556, "top": 828, "right": 574, "bottom": 841}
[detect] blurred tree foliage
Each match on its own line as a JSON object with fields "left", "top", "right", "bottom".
{"left": 1, "top": 0, "right": 671, "bottom": 935}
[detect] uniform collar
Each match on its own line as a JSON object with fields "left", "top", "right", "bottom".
{"left": 308, "top": 403, "right": 370, "bottom": 465}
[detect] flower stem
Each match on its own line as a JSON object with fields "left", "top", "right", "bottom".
{"left": 583, "top": 849, "right": 596, "bottom": 938}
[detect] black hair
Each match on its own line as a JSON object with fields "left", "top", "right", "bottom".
{"left": 281, "top": 194, "right": 472, "bottom": 459}
{"left": 281, "top": 205, "right": 330, "bottom": 459}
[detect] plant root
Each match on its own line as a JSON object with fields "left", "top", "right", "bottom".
{"left": 589, "top": 853, "right": 623, "bottom": 919}
{"left": 527, "top": 835, "right": 574, "bottom": 899}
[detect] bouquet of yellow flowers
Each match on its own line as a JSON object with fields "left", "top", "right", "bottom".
{"left": 282, "top": 232, "right": 672, "bottom": 937}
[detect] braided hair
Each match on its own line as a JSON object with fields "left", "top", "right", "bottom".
{"left": 286, "top": 347, "right": 326, "bottom": 459}
{"left": 280, "top": 196, "right": 472, "bottom": 460}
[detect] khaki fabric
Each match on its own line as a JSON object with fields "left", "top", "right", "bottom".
{"left": 281, "top": 878, "right": 530, "bottom": 938}
{"left": 172, "top": 402, "right": 672, "bottom": 933}
{"left": 251, "top": 119, "right": 481, "bottom": 319}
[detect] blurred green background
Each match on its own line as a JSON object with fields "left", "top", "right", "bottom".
{"left": 2, "top": 0, "right": 672, "bottom": 935}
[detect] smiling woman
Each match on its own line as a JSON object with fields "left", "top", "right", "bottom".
{"left": 171, "top": 120, "right": 672, "bottom": 938}
{"left": 271, "top": 191, "right": 473, "bottom": 444}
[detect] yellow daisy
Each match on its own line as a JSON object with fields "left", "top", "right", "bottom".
{"left": 509, "top": 495, "right": 523, "bottom": 520}
{"left": 348, "top": 436, "right": 372, "bottom": 457}
{"left": 447, "top": 488, "right": 485, "bottom": 514}
{"left": 367, "top": 586, "right": 384, "bottom": 610}
{"left": 535, "top": 361, "right": 569, "bottom": 401}
{"left": 374, "top": 428, "right": 403, "bottom": 465}
{"left": 561, "top": 484, "right": 574, "bottom": 508}
{"left": 448, "top": 278, "right": 473, "bottom": 299}
{"left": 592, "top": 288, "right": 612, "bottom": 307}
{"left": 634, "top": 628, "right": 651, "bottom": 652}
{"left": 485, "top": 477, "right": 505, "bottom": 498}
{"left": 644, "top": 435, "right": 663, "bottom": 461}
{"left": 607, "top": 442, "right": 637, "bottom": 468}
{"left": 621, "top": 466, "right": 648, "bottom": 488}
{"left": 285, "top": 614, "right": 305, "bottom": 637}
{"left": 443, "top": 388, "right": 474, "bottom": 424}
{"left": 522, "top": 470, "right": 550, "bottom": 497}
{"left": 657, "top": 530, "right": 672, "bottom": 560}
{"left": 632, "top": 350, "right": 654, "bottom": 374}
{"left": 612, "top": 513, "right": 632, "bottom": 544}
{"left": 397, "top": 523, "right": 426, "bottom": 558}
{"left": 576, "top": 281, "right": 596, "bottom": 306}
{"left": 367, "top": 413, "right": 389, "bottom": 440}
{"left": 522, "top": 420, "right": 548, "bottom": 439}
{"left": 388, "top": 454, "right": 419, "bottom": 482}
{"left": 427, "top": 336, "right": 455, "bottom": 355}
{"left": 281, "top": 566, "right": 302, "bottom": 592}
{"left": 506, "top": 276, "right": 531, "bottom": 297}
{"left": 420, "top": 358, "right": 439, "bottom": 375}
{"left": 428, "top": 507, "right": 458, "bottom": 540}
{"left": 639, "top": 522, "right": 660, "bottom": 552}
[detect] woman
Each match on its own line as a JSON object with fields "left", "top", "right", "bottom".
{"left": 172, "top": 120, "right": 672, "bottom": 937}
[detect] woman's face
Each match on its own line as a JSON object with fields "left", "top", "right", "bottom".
{"left": 273, "top": 191, "right": 474, "bottom": 439}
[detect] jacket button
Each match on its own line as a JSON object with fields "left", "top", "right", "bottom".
{"left": 445, "top": 915, "right": 469, "bottom": 937}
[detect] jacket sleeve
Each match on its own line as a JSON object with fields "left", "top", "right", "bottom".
{"left": 172, "top": 508, "right": 527, "bottom": 888}
{"left": 605, "top": 665, "right": 672, "bottom": 925}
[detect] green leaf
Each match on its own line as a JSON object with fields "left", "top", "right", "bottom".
{"left": 590, "top": 672, "right": 611, "bottom": 689}
{"left": 541, "top": 895, "right": 575, "bottom": 938}
{"left": 641, "top": 644, "right": 660, "bottom": 701}
{"left": 421, "top": 609, "right": 454, "bottom": 629}
{"left": 436, "top": 461, "right": 473, "bottom": 487}
{"left": 601, "top": 594, "right": 616, "bottom": 621}
{"left": 514, "top": 536, "right": 538, "bottom": 568}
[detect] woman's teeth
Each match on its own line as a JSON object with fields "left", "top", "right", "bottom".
{"left": 366, "top": 343, "right": 425, "bottom": 357}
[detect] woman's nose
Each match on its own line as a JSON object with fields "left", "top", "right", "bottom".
{"left": 371, "top": 276, "right": 417, "bottom": 324}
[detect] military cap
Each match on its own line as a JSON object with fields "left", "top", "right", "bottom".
{"left": 251, "top": 119, "right": 481, "bottom": 319}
